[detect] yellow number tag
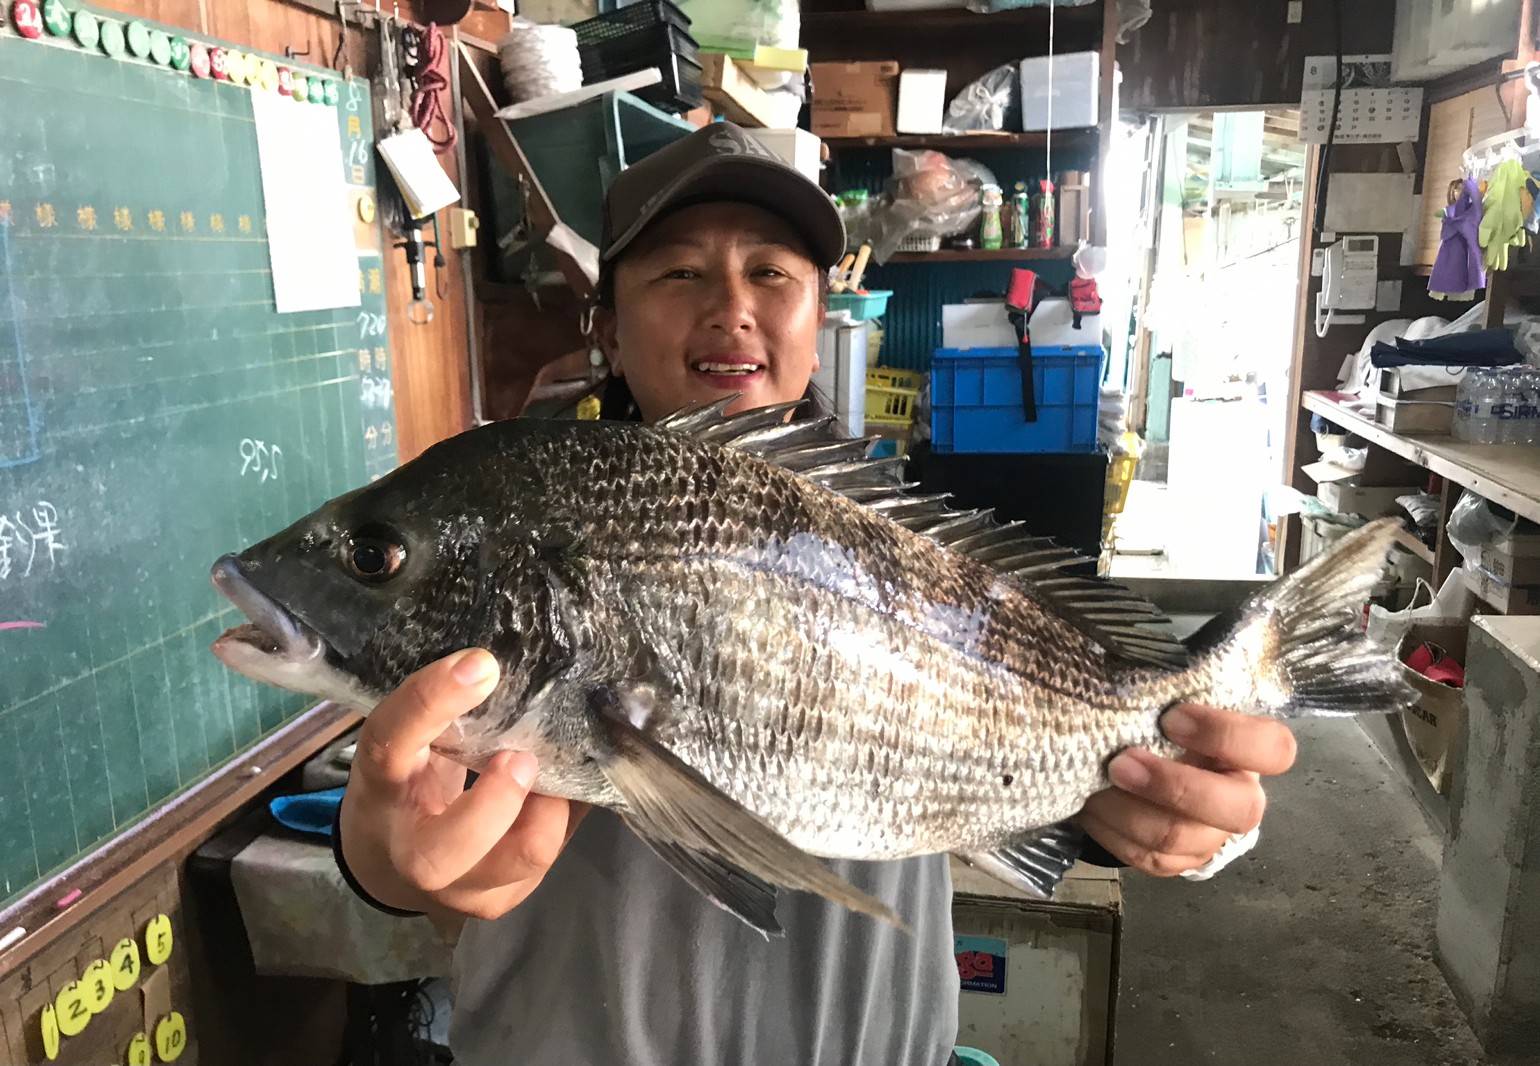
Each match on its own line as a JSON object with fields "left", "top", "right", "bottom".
{"left": 55, "top": 981, "right": 91, "bottom": 1037}
{"left": 153, "top": 1011, "right": 187, "bottom": 1062}
{"left": 111, "top": 937, "right": 142, "bottom": 991}
{"left": 39, "top": 1002, "right": 61, "bottom": 1060}
{"left": 144, "top": 914, "right": 173, "bottom": 966}
{"left": 84, "top": 958, "right": 114, "bottom": 1013}
{"left": 127, "top": 1032, "right": 152, "bottom": 1066}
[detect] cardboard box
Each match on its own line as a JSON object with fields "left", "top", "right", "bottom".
{"left": 950, "top": 858, "right": 1118, "bottom": 1066}
{"left": 1377, "top": 367, "right": 1459, "bottom": 402}
{"left": 748, "top": 128, "right": 822, "bottom": 183}
{"left": 1464, "top": 565, "right": 1540, "bottom": 614}
{"left": 1058, "top": 171, "right": 1091, "bottom": 247}
{"left": 1317, "top": 480, "right": 1414, "bottom": 517}
{"left": 701, "top": 53, "right": 781, "bottom": 130}
{"left": 1476, "top": 529, "right": 1540, "bottom": 586}
{"left": 1396, "top": 620, "right": 1468, "bottom": 793}
{"left": 811, "top": 61, "right": 899, "bottom": 138}
{"left": 1375, "top": 394, "right": 1455, "bottom": 434}
{"left": 897, "top": 68, "right": 948, "bottom": 134}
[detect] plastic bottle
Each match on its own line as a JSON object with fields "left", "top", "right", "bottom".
{"left": 979, "top": 183, "right": 1004, "bottom": 250}
{"left": 1011, "top": 182, "right": 1030, "bottom": 248}
{"left": 1452, "top": 370, "right": 1476, "bottom": 441}
{"left": 1472, "top": 368, "right": 1505, "bottom": 444}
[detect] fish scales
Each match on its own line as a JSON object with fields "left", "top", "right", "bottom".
{"left": 211, "top": 408, "right": 1416, "bottom": 930}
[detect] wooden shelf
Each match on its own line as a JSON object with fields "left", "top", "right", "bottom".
{"left": 823, "top": 129, "right": 1099, "bottom": 152}
{"left": 1394, "top": 527, "right": 1437, "bottom": 565}
{"left": 886, "top": 246, "right": 1076, "bottom": 263}
{"left": 1302, "top": 390, "right": 1540, "bottom": 526}
{"left": 803, "top": 4, "right": 1103, "bottom": 33}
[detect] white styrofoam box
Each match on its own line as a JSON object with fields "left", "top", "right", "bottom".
{"left": 1019, "top": 51, "right": 1101, "bottom": 131}
{"left": 897, "top": 69, "right": 948, "bottom": 134}
{"left": 942, "top": 299, "right": 1102, "bottom": 350}
{"left": 814, "top": 322, "right": 869, "bottom": 437}
{"left": 748, "top": 128, "right": 822, "bottom": 183}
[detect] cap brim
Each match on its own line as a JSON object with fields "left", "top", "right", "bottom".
{"left": 603, "top": 155, "right": 846, "bottom": 268}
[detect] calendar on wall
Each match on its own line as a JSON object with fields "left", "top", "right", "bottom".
{"left": 1301, "top": 54, "right": 1423, "bottom": 144}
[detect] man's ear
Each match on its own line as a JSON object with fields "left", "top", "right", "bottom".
{"left": 594, "top": 306, "right": 624, "bottom": 377}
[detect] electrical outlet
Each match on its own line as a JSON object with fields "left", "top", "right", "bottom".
{"left": 447, "top": 207, "right": 480, "bottom": 250}
{"left": 1288, "top": 1, "right": 1303, "bottom": 23}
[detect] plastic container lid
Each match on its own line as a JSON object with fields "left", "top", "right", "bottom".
{"left": 126, "top": 20, "right": 152, "bottom": 58}
{"left": 71, "top": 9, "right": 100, "bottom": 50}
{"left": 99, "top": 20, "right": 126, "bottom": 58}
{"left": 148, "top": 29, "right": 172, "bottom": 65}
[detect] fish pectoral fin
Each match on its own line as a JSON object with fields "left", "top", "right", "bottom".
{"left": 956, "top": 821, "right": 1086, "bottom": 900}
{"left": 627, "top": 831, "right": 784, "bottom": 939}
{"left": 588, "top": 686, "right": 905, "bottom": 932}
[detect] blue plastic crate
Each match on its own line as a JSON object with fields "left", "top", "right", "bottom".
{"left": 930, "top": 345, "right": 1105, "bottom": 454}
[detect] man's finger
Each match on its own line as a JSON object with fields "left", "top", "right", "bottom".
{"left": 458, "top": 795, "right": 584, "bottom": 891}
{"left": 1161, "top": 704, "right": 1298, "bottom": 776}
{"left": 1077, "top": 809, "right": 1211, "bottom": 878}
{"left": 1105, "top": 749, "right": 1267, "bottom": 837}
{"left": 355, "top": 650, "right": 501, "bottom": 787}
{"left": 396, "top": 751, "right": 539, "bottom": 892}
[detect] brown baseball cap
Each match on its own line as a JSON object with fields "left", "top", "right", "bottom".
{"left": 600, "top": 121, "right": 846, "bottom": 268}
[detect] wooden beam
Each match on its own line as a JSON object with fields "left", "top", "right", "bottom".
{"left": 1091, "top": 0, "right": 1117, "bottom": 247}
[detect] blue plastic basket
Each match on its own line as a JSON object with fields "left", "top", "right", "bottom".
{"left": 930, "top": 345, "right": 1105, "bottom": 454}
{"left": 827, "top": 289, "right": 892, "bottom": 321}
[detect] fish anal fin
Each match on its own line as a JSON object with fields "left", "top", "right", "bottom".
{"left": 956, "top": 821, "right": 1086, "bottom": 900}
{"left": 587, "top": 685, "right": 905, "bottom": 931}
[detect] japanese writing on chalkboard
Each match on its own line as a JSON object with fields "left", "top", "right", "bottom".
{"left": 0, "top": 501, "right": 67, "bottom": 581}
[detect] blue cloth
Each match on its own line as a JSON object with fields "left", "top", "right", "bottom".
{"left": 269, "top": 786, "right": 345, "bottom": 837}
{"left": 1370, "top": 328, "right": 1521, "bottom": 369}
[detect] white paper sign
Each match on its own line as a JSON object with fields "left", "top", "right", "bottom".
{"left": 251, "top": 89, "right": 361, "bottom": 314}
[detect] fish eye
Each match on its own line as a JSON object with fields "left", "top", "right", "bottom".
{"left": 343, "top": 530, "right": 405, "bottom": 583}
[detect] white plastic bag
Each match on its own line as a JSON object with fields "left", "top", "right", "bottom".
{"left": 1365, "top": 569, "right": 1476, "bottom": 651}
{"left": 1447, "top": 493, "right": 1518, "bottom": 571}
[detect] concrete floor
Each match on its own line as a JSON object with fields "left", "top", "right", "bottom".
{"left": 1116, "top": 717, "right": 1490, "bottom": 1066}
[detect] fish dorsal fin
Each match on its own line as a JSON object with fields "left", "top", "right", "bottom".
{"left": 656, "top": 400, "right": 1186, "bottom": 670}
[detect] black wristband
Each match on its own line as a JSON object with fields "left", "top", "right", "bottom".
{"left": 331, "top": 796, "right": 427, "bottom": 918}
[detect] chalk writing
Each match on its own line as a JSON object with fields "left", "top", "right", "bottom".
{"left": 238, "top": 214, "right": 253, "bottom": 234}
{"left": 210, "top": 212, "right": 225, "bottom": 233}
{"left": 357, "top": 349, "right": 371, "bottom": 372}
{"left": 147, "top": 209, "right": 166, "bottom": 232}
{"left": 373, "top": 347, "right": 387, "bottom": 373}
{"left": 364, "top": 425, "right": 378, "bottom": 449}
{"left": 34, "top": 203, "right": 55, "bottom": 228}
{"left": 75, "top": 205, "right": 96, "bottom": 230}
{"left": 113, "top": 206, "right": 133, "bottom": 232}
{"left": 347, "top": 138, "right": 370, "bottom": 168}
{"left": 347, "top": 115, "right": 363, "bottom": 138}
{"left": 356, "top": 311, "right": 387, "bottom": 339}
{"left": 346, "top": 80, "right": 363, "bottom": 113}
{"left": 179, "top": 211, "right": 196, "bottom": 233}
{"left": 379, "top": 422, "right": 393, "bottom": 446}
{"left": 239, "top": 439, "right": 283, "bottom": 482}
{"left": 0, "top": 501, "right": 68, "bottom": 581}
{"left": 367, "top": 267, "right": 382, "bottom": 294}
{"left": 0, "top": 621, "right": 46, "bottom": 631}
{"left": 360, "top": 375, "right": 393, "bottom": 410}
{"left": 0, "top": 201, "right": 11, "bottom": 225}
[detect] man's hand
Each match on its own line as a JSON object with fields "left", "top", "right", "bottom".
{"left": 1077, "top": 704, "right": 1297, "bottom": 877}
{"left": 339, "top": 649, "right": 585, "bottom": 921}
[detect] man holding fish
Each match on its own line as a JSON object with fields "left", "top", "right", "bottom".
{"left": 213, "top": 124, "right": 1395, "bottom": 1064}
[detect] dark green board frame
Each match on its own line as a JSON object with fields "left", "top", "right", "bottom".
{"left": 0, "top": 23, "right": 395, "bottom": 907}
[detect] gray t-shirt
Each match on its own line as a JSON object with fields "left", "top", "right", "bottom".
{"left": 449, "top": 810, "right": 959, "bottom": 1065}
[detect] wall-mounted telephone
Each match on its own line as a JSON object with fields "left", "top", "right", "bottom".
{"left": 1315, "top": 235, "right": 1379, "bottom": 337}
{"left": 1321, "top": 235, "right": 1380, "bottom": 311}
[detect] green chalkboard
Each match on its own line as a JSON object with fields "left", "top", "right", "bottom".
{"left": 0, "top": 23, "right": 395, "bottom": 907}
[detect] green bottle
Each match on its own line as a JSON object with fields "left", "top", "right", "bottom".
{"left": 979, "top": 183, "right": 1004, "bottom": 250}
{"left": 1011, "top": 182, "right": 1031, "bottom": 247}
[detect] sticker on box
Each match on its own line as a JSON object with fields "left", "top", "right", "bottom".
{"left": 955, "top": 935, "right": 1007, "bottom": 995}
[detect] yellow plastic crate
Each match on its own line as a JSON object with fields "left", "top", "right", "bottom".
{"left": 865, "top": 368, "right": 920, "bottom": 429}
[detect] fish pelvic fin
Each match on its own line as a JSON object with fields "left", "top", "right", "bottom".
{"left": 1187, "top": 517, "right": 1418, "bottom": 718}
{"left": 586, "top": 685, "right": 906, "bottom": 934}
{"left": 956, "top": 821, "right": 1086, "bottom": 900}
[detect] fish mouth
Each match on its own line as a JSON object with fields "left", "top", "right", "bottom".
{"left": 210, "top": 554, "right": 326, "bottom": 666}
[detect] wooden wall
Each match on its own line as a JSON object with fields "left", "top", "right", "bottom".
{"left": 1120, "top": 0, "right": 1399, "bottom": 110}
{"left": 92, "top": 0, "right": 511, "bottom": 462}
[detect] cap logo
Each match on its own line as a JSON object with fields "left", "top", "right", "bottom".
{"left": 709, "top": 127, "right": 775, "bottom": 160}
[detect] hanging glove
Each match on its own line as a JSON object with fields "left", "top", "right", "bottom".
{"left": 1480, "top": 158, "right": 1529, "bottom": 272}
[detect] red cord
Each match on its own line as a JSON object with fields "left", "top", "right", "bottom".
{"left": 409, "top": 23, "right": 456, "bottom": 154}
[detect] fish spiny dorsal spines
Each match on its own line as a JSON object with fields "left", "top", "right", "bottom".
{"left": 654, "top": 399, "right": 1189, "bottom": 671}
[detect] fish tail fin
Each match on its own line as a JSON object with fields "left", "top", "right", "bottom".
{"left": 1185, "top": 517, "right": 1417, "bottom": 719}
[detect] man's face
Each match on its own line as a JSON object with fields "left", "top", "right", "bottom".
{"left": 598, "top": 201, "right": 824, "bottom": 423}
